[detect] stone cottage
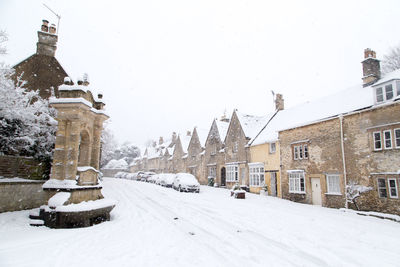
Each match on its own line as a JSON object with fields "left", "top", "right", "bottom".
{"left": 279, "top": 49, "right": 400, "bottom": 215}
{"left": 203, "top": 117, "right": 229, "bottom": 186}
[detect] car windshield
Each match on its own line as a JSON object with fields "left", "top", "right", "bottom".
{"left": 177, "top": 174, "right": 199, "bottom": 185}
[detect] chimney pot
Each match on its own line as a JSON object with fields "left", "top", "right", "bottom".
{"left": 187, "top": 131, "right": 191, "bottom": 136}
{"left": 98, "top": 94, "right": 103, "bottom": 99}
{"left": 49, "top": 24, "right": 56, "bottom": 34}
{"left": 64, "top": 77, "right": 71, "bottom": 85}
{"left": 41, "top": 19, "right": 49, "bottom": 32}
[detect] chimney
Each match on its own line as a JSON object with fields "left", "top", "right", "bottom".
{"left": 187, "top": 131, "right": 191, "bottom": 136}
{"left": 275, "top": 93, "right": 284, "bottom": 111}
{"left": 362, "top": 48, "right": 381, "bottom": 87}
{"left": 83, "top": 73, "right": 90, "bottom": 86}
{"left": 172, "top": 132, "right": 177, "bottom": 143}
{"left": 36, "top": 19, "right": 58, "bottom": 57}
{"left": 97, "top": 94, "right": 103, "bottom": 99}
{"left": 41, "top": 20, "right": 49, "bottom": 32}
{"left": 159, "top": 136, "right": 164, "bottom": 145}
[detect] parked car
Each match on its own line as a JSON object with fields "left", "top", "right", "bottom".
{"left": 148, "top": 174, "right": 158, "bottom": 183}
{"left": 158, "top": 173, "right": 176, "bottom": 187}
{"left": 140, "top": 172, "right": 156, "bottom": 182}
{"left": 172, "top": 173, "right": 200, "bottom": 193}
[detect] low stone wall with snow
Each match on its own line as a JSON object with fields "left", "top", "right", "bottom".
{"left": 0, "top": 155, "right": 46, "bottom": 179}
{"left": 101, "top": 168, "right": 127, "bottom": 178}
{"left": 0, "top": 179, "right": 51, "bottom": 213}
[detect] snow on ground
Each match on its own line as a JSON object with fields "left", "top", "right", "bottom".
{"left": 1, "top": 178, "right": 400, "bottom": 267}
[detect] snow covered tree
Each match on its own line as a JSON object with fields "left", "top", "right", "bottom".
{"left": 346, "top": 180, "right": 372, "bottom": 210}
{"left": 382, "top": 45, "right": 400, "bottom": 74}
{"left": 0, "top": 31, "right": 57, "bottom": 177}
{"left": 100, "top": 121, "right": 118, "bottom": 168}
{"left": 117, "top": 142, "right": 140, "bottom": 165}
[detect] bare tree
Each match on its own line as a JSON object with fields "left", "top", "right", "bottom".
{"left": 382, "top": 45, "right": 400, "bottom": 74}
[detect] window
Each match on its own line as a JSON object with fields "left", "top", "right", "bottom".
{"left": 249, "top": 164, "right": 265, "bottom": 187}
{"left": 293, "top": 146, "right": 299, "bottom": 160}
{"left": 226, "top": 164, "right": 238, "bottom": 182}
{"left": 208, "top": 166, "right": 216, "bottom": 178}
{"left": 233, "top": 142, "right": 238, "bottom": 153}
{"left": 373, "top": 131, "right": 382, "bottom": 151}
{"left": 375, "top": 82, "right": 398, "bottom": 103}
{"left": 211, "top": 145, "right": 217, "bottom": 155}
{"left": 269, "top": 142, "right": 276, "bottom": 153}
{"left": 385, "top": 84, "right": 394, "bottom": 100}
{"left": 397, "top": 81, "right": 400, "bottom": 96}
{"left": 388, "top": 178, "right": 398, "bottom": 198}
{"left": 376, "top": 87, "right": 384, "bottom": 103}
{"left": 288, "top": 171, "right": 305, "bottom": 193}
{"left": 395, "top": 129, "right": 400, "bottom": 148}
{"left": 383, "top": 130, "right": 392, "bottom": 149}
{"left": 293, "top": 144, "right": 308, "bottom": 160}
{"left": 377, "top": 178, "right": 387, "bottom": 198}
{"left": 326, "top": 174, "right": 341, "bottom": 194}
{"left": 303, "top": 144, "right": 309, "bottom": 159}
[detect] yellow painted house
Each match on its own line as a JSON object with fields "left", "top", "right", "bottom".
{"left": 248, "top": 94, "right": 284, "bottom": 196}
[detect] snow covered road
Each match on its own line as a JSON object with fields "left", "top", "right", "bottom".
{"left": 1, "top": 178, "right": 400, "bottom": 267}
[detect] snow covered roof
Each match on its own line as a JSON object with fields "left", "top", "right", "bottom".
{"left": 250, "top": 69, "right": 400, "bottom": 146}
{"left": 196, "top": 128, "right": 209, "bottom": 147}
{"left": 146, "top": 146, "right": 162, "bottom": 159}
{"left": 180, "top": 134, "right": 192, "bottom": 154}
{"left": 372, "top": 68, "right": 400, "bottom": 87}
{"left": 215, "top": 119, "right": 229, "bottom": 142}
{"left": 236, "top": 111, "right": 273, "bottom": 140}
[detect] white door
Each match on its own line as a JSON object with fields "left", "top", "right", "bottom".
{"left": 241, "top": 168, "right": 246, "bottom": 185}
{"left": 270, "top": 172, "right": 277, "bottom": 197}
{"left": 311, "top": 178, "right": 322, "bottom": 205}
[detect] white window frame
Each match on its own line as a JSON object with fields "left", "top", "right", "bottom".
{"left": 269, "top": 142, "right": 276, "bottom": 153}
{"left": 394, "top": 128, "right": 400, "bottom": 149}
{"left": 303, "top": 144, "right": 309, "bottom": 159}
{"left": 249, "top": 163, "right": 265, "bottom": 187}
{"left": 396, "top": 80, "right": 400, "bottom": 96}
{"left": 388, "top": 178, "right": 398, "bottom": 199}
{"left": 293, "top": 146, "right": 299, "bottom": 160}
{"left": 373, "top": 131, "right": 382, "bottom": 151}
{"left": 377, "top": 178, "right": 387, "bottom": 198}
{"left": 226, "top": 164, "right": 239, "bottom": 182}
{"left": 385, "top": 84, "right": 394, "bottom": 100}
{"left": 288, "top": 171, "right": 305, "bottom": 194}
{"left": 383, "top": 130, "right": 392, "bottom": 150}
{"left": 375, "top": 87, "right": 384, "bottom": 103}
{"left": 326, "top": 174, "right": 341, "bottom": 195}
{"left": 208, "top": 166, "right": 216, "bottom": 178}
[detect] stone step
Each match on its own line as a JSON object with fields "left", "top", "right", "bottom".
{"left": 29, "top": 219, "right": 44, "bottom": 227}
{"left": 29, "top": 209, "right": 42, "bottom": 220}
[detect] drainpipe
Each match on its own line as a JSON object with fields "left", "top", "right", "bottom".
{"left": 339, "top": 115, "right": 348, "bottom": 209}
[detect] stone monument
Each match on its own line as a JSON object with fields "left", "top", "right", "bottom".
{"left": 34, "top": 77, "right": 115, "bottom": 228}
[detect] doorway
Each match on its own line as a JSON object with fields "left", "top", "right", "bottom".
{"left": 220, "top": 167, "right": 226, "bottom": 186}
{"left": 270, "top": 172, "right": 277, "bottom": 197}
{"left": 311, "top": 178, "right": 322, "bottom": 205}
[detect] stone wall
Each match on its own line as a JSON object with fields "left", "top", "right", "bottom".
{"left": 0, "top": 155, "right": 46, "bottom": 179}
{"left": 0, "top": 180, "right": 52, "bottom": 213}
{"left": 280, "top": 102, "right": 400, "bottom": 214}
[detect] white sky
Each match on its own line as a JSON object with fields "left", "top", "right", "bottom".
{"left": 1, "top": 0, "right": 400, "bottom": 148}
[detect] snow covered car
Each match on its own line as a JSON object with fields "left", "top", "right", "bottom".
{"left": 148, "top": 174, "right": 158, "bottom": 183}
{"left": 172, "top": 173, "right": 200, "bottom": 193}
{"left": 158, "top": 173, "right": 176, "bottom": 187}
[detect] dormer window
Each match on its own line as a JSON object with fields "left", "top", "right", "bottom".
{"left": 374, "top": 80, "right": 400, "bottom": 103}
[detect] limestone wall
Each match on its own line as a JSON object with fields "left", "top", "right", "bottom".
{"left": 0, "top": 180, "right": 51, "bottom": 213}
